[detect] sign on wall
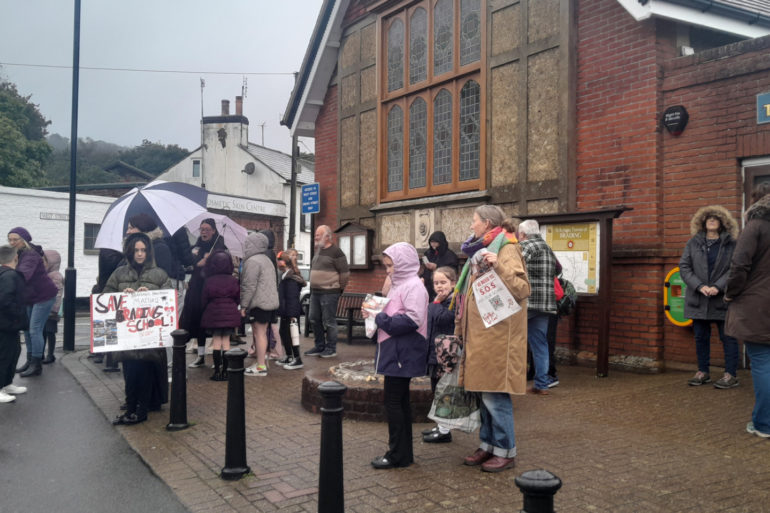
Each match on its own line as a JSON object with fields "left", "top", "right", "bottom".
{"left": 90, "top": 290, "right": 178, "bottom": 353}
{"left": 758, "top": 92, "right": 770, "bottom": 125}
{"left": 663, "top": 267, "right": 692, "bottom": 327}
{"left": 301, "top": 183, "right": 320, "bottom": 214}
{"left": 544, "top": 222, "right": 600, "bottom": 294}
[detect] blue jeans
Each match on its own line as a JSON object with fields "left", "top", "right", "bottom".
{"left": 479, "top": 392, "right": 516, "bottom": 458}
{"left": 692, "top": 319, "right": 739, "bottom": 376}
{"left": 310, "top": 292, "right": 340, "bottom": 352}
{"left": 746, "top": 343, "right": 770, "bottom": 434}
{"left": 25, "top": 297, "right": 56, "bottom": 359}
{"left": 528, "top": 311, "right": 550, "bottom": 390}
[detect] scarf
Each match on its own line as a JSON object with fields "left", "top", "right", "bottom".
{"left": 450, "top": 228, "right": 518, "bottom": 313}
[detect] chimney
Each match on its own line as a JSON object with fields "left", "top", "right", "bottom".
{"left": 221, "top": 99, "right": 230, "bottom": 116}
{"left": 235, "top": 96, "right": 243, "bottom": 116}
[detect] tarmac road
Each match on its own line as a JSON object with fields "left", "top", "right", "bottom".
{"left": 0, "top": 346, "right": 188, "bottom": 513}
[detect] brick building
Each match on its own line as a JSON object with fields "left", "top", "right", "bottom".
{"left": 282, "top": 0, "right": 770, "bottom": 372}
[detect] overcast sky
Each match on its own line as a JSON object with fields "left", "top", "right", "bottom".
{"left": 0, "top": 0, "right": 323, "bottom": 154}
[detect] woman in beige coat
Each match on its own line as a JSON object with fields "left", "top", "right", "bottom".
{"left": 455, "top": 205, "right": 530, "bottom": 473}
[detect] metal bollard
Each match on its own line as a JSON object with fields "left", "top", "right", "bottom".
{"left": 166, "top": 329, "right": 190, "bottom": 431}
{"left": 318, "top": 381, "right": 347, "bottom": 513}
{"left": 515, "top": 469, "right": 562, "bottom": 513}
{"left": 221, "top": 348, "right": 250, "bottom": 480}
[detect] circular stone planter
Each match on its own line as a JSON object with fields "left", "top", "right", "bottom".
{"left": 301, "top": 359, "right": 433, "bottom": 422}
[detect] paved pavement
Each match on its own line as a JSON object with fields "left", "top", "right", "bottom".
{"left": 51, "top": 323, "right": 770, "bottom": 512}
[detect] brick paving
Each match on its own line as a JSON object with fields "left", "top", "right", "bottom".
{"left": 62, "top": 330, "right": 770, "bottom": 512}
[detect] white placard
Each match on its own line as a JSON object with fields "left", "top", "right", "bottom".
{"left": 472, "top": 270, "right": 521, "bottom": 328}
{"left": 90, "top": 289, "right": 178, "bottom": 353}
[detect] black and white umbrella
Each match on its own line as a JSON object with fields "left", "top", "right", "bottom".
{"left": 94, "top": 180, "right": 208, "bottom": 251}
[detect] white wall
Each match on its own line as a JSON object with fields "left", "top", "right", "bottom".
{"left": 0, "top": 186, "right": 113, "bottom": 297}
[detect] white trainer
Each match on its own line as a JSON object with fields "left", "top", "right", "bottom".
{"left": 2, "top": 384, "right": 27, "bottom": 395}
{"left": 0, "top": 390, "right": 16, "bottom": 403}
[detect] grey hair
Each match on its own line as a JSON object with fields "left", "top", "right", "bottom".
{"left": 317, "top": 225, "right": 333, "bottom": 240}
{"left": 0, "top": 245, "right": 17, "bottom": 265}
{"left": 474, "top": 205, "right": 505, "bottom": 229}
{"left": 518, "top": 219, "right": 540, "bottom": 236}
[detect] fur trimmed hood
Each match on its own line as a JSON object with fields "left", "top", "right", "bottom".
{"left": 689, "top": 205, "right": 739, "bottom": 239}
{"left": 746, "top": 194, "right": 770, "bottom": 223}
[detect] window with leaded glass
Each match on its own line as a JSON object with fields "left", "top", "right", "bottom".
{"left": 409, "top": 98, "right": 427, "bottom": 189}
{"left": 410, "top": 8, "right": 427, "bottom": 84}
{"left": 379, "top": 0, "right": 485, "bottom": 202}
{"left": 387, "top": 106, "right": 404, "bottom": 192}
{"left": 460, "top": 0, "right": 481, "bottom": 66}
{"left": 459, "top": 80, "right": 480, "bottom": 181}
{"left": 433, "top": 0, "right": 454, "bottom": 76}
{"left": 388, "top": 19, "right": 404, "bottom": 92}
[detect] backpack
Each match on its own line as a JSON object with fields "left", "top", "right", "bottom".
{"left": 555, "top": 275, "right": 577, "bottom": 316}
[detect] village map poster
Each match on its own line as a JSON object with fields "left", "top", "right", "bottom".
{"left": 90, "top": 289, "right": 178, "bottom": 353}
{"left": 544, "top": 222, "right": 600, "bottom": 294}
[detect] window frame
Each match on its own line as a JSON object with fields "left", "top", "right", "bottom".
{"left": 378, "top": 0, "right": 486, "bottom": 203}
{"left": 83, "top": 222, "right": 100, "bottom": 255}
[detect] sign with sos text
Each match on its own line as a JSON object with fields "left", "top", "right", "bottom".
{"left": 472, "top": 270, "right": 522, "bottom": 328}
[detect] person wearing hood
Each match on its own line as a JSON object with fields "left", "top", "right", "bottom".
{"left": 260, "top": 229, "right": 284, "bottom": 361}
{"left": 180, "top": 218, "right": 227, "bottom": 368}
{"left": 366, "top": 242, "right": 429, "bottom": 469}
{"left": 105, "top": 232, "right": 171, "bottom": 425}
{"left": 42, "top": 250, "right": 63, "bottom": 364}
{"left": 679, "top": 205, "right": 740, "bottom": 388}
{"left": 200, "top": 250, "right": 241, "bottom": 381}
{"left": 240, "top": 232, "right": 279, "bottom": 376}
{"left": 725, "top": 183, "right": 770, "bottom": 438}
{"left": 7, "top": 227, "right": 58, "bottom": 378}
{"left": 423, "top": 231, "right": 459, "bottom": 302}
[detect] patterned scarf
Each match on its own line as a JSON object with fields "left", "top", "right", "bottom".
{"left": 450, "top": 227, "right": 517, "bottom": 313}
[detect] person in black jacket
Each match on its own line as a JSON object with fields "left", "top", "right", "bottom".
{"left": 423, "top": 231, "right": 459, "bottom": 302}
{"left": 276, "top": 252, "right": 306, "bottom": 370}
{"left": 0, "top": 245, "right": 28, "bottom": 402}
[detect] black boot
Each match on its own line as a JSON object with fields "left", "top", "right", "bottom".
{"left": 42, "top": 334, "right": 56, "bottom": 364}
{"left": 210, "top": 350, "right": 222, "bottom": 381}
{"left": 220, "top": 351, "right": 229, "bottom": 380}
{"left": 16, "top": 357, "right": 30, "bottom": 374}
{"left": 19, "top": 356, "right": 42, "bottom": 377}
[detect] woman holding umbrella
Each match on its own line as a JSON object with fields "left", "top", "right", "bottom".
{"left": 180, "top": 218, "right": 227, "bottom": 368}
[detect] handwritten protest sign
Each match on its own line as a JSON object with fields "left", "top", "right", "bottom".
{"left": 472, "top": 270, "right": 521, "bottom": 328}
{"left": 90, "top": 289, "right": 178, "bottom": 353}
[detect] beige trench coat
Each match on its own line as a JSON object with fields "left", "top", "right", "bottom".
{"left": 456, "top": 243, "right": 530, "bottom": 395}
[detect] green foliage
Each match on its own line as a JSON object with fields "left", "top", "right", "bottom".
{"left": 118, "top": 139, "right": 189, "bottom": 175}
{"left": 0, "top": 80, "right": 52, "bottom": 186}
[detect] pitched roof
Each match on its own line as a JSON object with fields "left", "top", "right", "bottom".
{"left": 244, "top": 143, "right": 315, "bottom": 185}
{"left": 624, "top": 0, "right": 770, "bottom": 37}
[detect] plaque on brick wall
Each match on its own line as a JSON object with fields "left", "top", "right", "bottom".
{"left": 662, "top": 106, "right": 689, "bottom": 136}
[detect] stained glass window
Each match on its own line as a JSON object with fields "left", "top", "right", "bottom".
{"left": 459, "top": 80, "right": 480, "bottom": 181}
{"left": 388, "top": 20, "right": 404, "bottom": 92}
{"left": 433, "top": 0, "right": 453, "bottom": 76}
{"left": 433, "top": 89, "right": 453, "bottom": 185}
{"left": 460, "top": 0, "right": 481, "bottom": 66}
{"left": 387, "top": 105, "right": 404, "bottom": 192}
{"left": 409, "top": 98, "right": 427, "bottom": 189}
{"left": 410, "top": 8, "right": 427, "bottom": 84}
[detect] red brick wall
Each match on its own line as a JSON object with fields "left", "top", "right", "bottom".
{"left": 314, "top": 85, "right": 339, "bottom": 234}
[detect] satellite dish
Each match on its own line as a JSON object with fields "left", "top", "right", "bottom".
{"left": 242, "top": 162, "right": 255, "bottom": 175}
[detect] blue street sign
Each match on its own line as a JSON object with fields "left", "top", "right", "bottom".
{"left": 758, "top": 92, "right": 770, "bottom": 125}
{"left": 301, "top": 183, "right": 320, "bottom": 214}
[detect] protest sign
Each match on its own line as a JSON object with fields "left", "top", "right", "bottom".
{"left": 90, "top": 289, "right": 178, "bottom": 353}
{"left": 472, "top": 270, "right": 521, "bottom": 328}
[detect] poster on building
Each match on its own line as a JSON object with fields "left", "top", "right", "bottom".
{"left": 90, "top": 289, "right": 178, "bottom": 353}
{"left": 544, "top": 222, "right": 600, "bottom": 294}
{"left": 472, "top": 269, "right": 522, "bottom": 328}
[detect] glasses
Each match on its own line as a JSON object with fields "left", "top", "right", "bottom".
{"left": 7, "top": 237, "right": 22, "bottom": 243}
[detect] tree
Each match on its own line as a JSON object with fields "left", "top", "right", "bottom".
{"left": 0, "top": 80, "right": 52, "bottom": 187}
{"left": 118, "top": 139, "right": 189, "bottom": 175}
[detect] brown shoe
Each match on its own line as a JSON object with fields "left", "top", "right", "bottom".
{"left": 481, "top": 455, "right": 516, "bottom": 473}
{"left": 528, "top": 387, "right": 550, "bottom": 395}
{"left": 463, "top": 449, "right": 493, "bottom": 466}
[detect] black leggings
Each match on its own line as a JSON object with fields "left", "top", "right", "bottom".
{"left": 383, "top": 376, "right": 413, "bottom": 467}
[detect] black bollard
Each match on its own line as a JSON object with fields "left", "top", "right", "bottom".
{"left": 318, "top": 380, "right": 347, "bottom": 513}
{"left": 515, "top": 469, "right": 563, "bottom": 513}
{"left": 221, "top": 348, "right": 250, "bottom": 480}
{"left": 166, "top": 329, "right": 190, "bottom": 431}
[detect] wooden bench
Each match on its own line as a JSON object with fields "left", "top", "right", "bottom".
{"left": 303, "top": 291, "right": 370, "bottom": 342}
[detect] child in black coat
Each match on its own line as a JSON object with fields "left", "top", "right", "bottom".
{"left": 0, "top": 245, "right": 28, "bottom": 402}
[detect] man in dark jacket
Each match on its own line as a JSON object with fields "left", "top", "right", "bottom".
{"left": 0, "top": 245, "right": 28, "bottom": 402}
{"left": 725, "top": 183, "right": 770, "bottom": 438}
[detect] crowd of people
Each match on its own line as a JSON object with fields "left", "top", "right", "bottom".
{"left": 1, "top": 185, "right": 768, "bottom": 463}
